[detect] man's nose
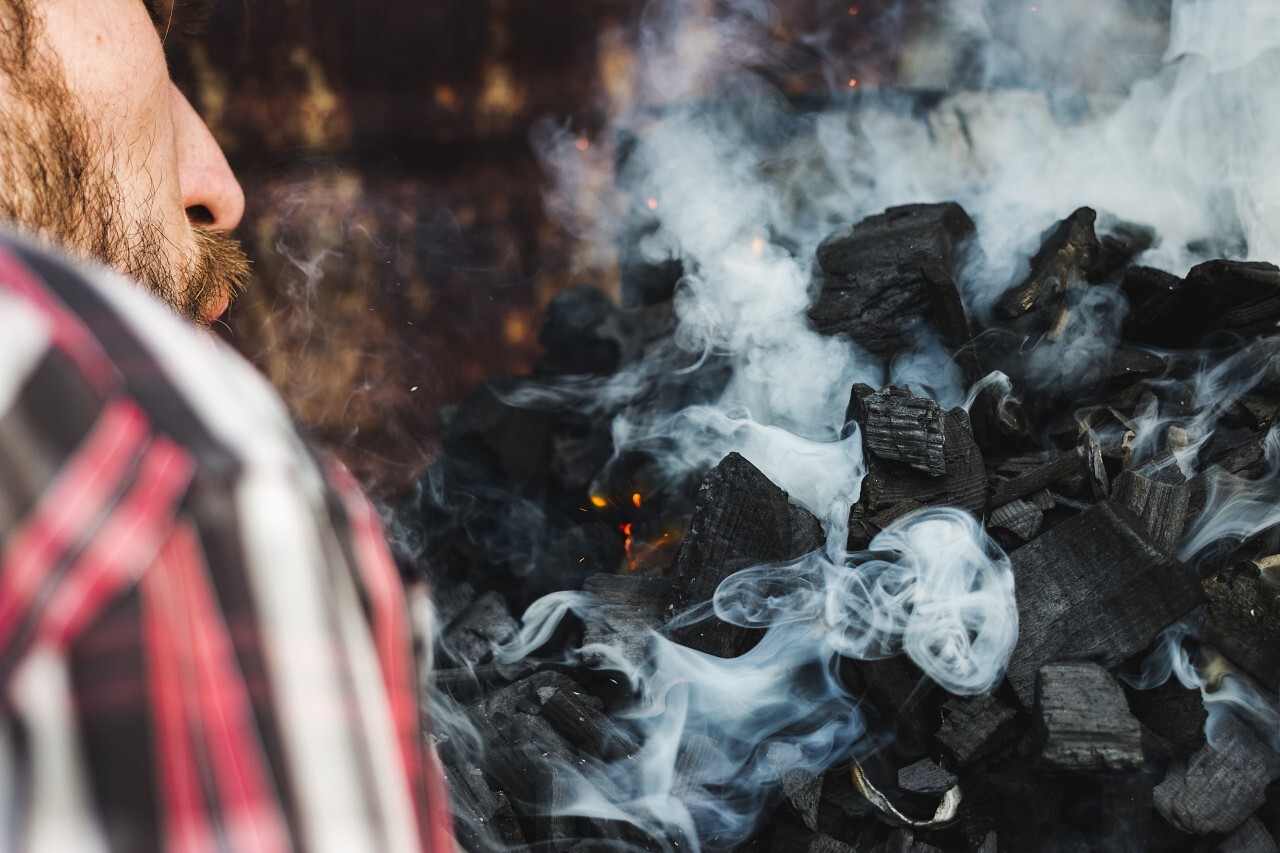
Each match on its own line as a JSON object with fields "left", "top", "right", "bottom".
{"left": 170, "top": 83, "right": 245, "bottom": 232}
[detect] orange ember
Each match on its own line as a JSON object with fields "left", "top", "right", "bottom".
{"left": 590, "top": 495, "right": 609, "bottom": 509}
{"left": 647, "top": 197, "right": 659, "bottom": 211}
{"left": 632, "top": 492, "right": 643, "bottom": 508}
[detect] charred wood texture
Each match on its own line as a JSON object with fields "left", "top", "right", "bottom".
{"left": 666, "top": 452, "right": 822, "bottom": 658}
{"left": 851, "top": 385, "right": 947, "bottom": 476}
{"left": 1204, "top": 563, "right": 1280, "bottom": 692}
{"left": 1031, "top": 663, "right": 1143, "bottom": 775}
{"left": 810, "top": 203, "right": 976, "bottom": 356}
{"left": 1154, "top": 714, "right": 1280, "bottom": 836}
{"left": 1004, "top": 501, "right": 1204, "bottom": 707}
{"left": 994, "top": 207, "right": 1099, "bottom": 328}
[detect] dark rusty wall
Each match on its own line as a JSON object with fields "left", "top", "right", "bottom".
{"left": 176, "top": 0, "right": 918, "bottom": 496}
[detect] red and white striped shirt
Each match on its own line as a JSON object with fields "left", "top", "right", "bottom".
{"left": 0, "top": 233, "right": 454, "bottom": 852}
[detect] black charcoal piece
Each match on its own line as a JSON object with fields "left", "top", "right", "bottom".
{"left": 859, "top": 408, "right": 986, "bottom": 516}
{"left": 851, "top": 385, "right": 947, "bottom": 476}
{"left": 935, "top": 693, "right": 1021, "bottom": 767}
{"left": 810, "top": 203, "right": 976, "bottom": 355}
{"left": 897, "top": 760, "right": 958, "bottom": 796}
{"left": 540, "top": 683, "right": 638, "bottom": 762}
{"left": 987, "top": 492, "right": 1050, "bottom": 543}
{"left": 666, "top": 453, "right": 820, "bottom": 658}
{"left": 1216, "top": 817, "right": 1278, "bottom": 853}
{"left": 881, "top": 829, "right": 944, "bottom": 853}
{"left": 443, "top": 590, "right": 521, "bottom": 667}
{"left": 781, "top": 770, "right": 824, "bottom": 831}
{"left": 1105, "top": 348, "right": 1167, "bottom": 389}
{"left": 1204, "top": 563, "right": 1280, "bottom": 692}
{"left": 1032, "top": 662, "right": 1143, "bottom": 774}
{"left": 1004, "top": 501, "right": 1205, "bottom": 707}
{"left": 994, "top": 208, "right": 1099, "bottom": 325}
{"left": 842, "top": 655, "right": 940, "bottom": 753}
{"left": 1111, "top": 469, "right": 1190, "bottom": 553}
{"left": 1091, "top": 220, "right": 1155, "bottom": 283}
{"left": 536, "top": 521, "right": 626, "bottom": 582}
{"left": 847, "top": 501, "right": 927, "bottom": 552}
{"left": 536, "top": 285, "right": 622, "bottom": 376}
{"left": 1123, "top": 677, "right": 1207, "bottom": 754}
{"left": 989, "top": 451, "right": 1081, "bottom": 508}
{"left": 446, "top": 761, "right": 529, "bottom": 851}
{"left": 1187, "top": 260, "right": 1280, "bottom": 341}
{"left": 443, "top": 378, "right": 559, "bottom": 495}
{"left": 1121, "top": 265, "right": 1191, "bottom": 347}
{"left": 433, "top": 580, "right": 477, "bottom": 630}
{"left": 1154, "top": 714, "right": 1280, "bottom": 836}
{"left": 1083, "top": 436, "right": 1110, "bottom": 501}
{"left": 581, "top": 574, "right": 670, "bottom": 668}
{"left": 767, "top": 823, "right": 858, "bottom": 853}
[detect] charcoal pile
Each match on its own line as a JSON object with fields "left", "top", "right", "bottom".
{"left": 402, "top": 201, "right": 1280, "bottom": 851}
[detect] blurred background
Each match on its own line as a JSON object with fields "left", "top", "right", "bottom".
{"left": 175, "top": 0, "right": 950, "bottom": 498}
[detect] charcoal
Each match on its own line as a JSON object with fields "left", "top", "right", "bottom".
{"left": 1083, "top": 435, "right": 1110, "bottom": 501}
{"left": 433, "top": 579, "right": 477, "bottom": 629}
{"left": 1188, "top": 260, "right": 1280, "bottom": 341}
{"left": 1091, "top": 220, "right": 1155, "bottom": 283}
{"left": 859, "top": 408, "right": 986, "bottom": 516}
{"left": 851, "top": 385, "right": 947, "bottom": 476}
{"left": 447, "top": 761, "right": 529, "bottom": 851}
{"left": 550, "top": 424, "right": 614, "bottom": 491}
{"left": 880, "top": 829, "right": 944, "bottom": 853}
{"left": 897, "top": 760, "right": 958, "bottom": 796}
{"left": 1121, "top": 266, "right": 1189, "bottom": 347}
{"left": 1204, "top": 563, "right": 1280, "bottom": 692}
{"left": 536, "top": 285, "right": 622, "bottom": 376}
{"left": 674, "top": 734, "right": 730, "bottom": 799}
{"left": 810, "top": 203, "right": 976, "bottom": 355}
{"left": 1216, "top": 817, "right": 1278, "bottom": 853}
{"left": 540, "top": 682, "right": 638, "bottom": 761}
{"left": 767, "top": 823, "right": 858, "bottom": 853}
{"left": 789, "top": 502, "right": 827, "bottom": 555}
{"left": 1105, "top": 348, "right": 1167, "bottom": 389}
{"left": 443, "top": 590, "right": 521, "bottom": 667}
{"left": 849, "top": 501, "right": 929, "bottom": 551}
{"left": 987, "top": 490, "right": 1053, "bottom": 544}
{"left": 842, "top": 655, "right": 940, "bottom": 753}
{"left": 994, "top": 208, "right": 1099, "bottom": 327}
{"left": 1031, "top": 662, "right": 1143, "bottom": 775}
{"left": 935, "top": 693, "right": 1021, "bottom": 767}
{"left": 1241, "top": 394, "right": 1280, "bottom": 433}
{"left": 1154, "top": 714, "right": 1280, "bottom": 836}
{"left": 1111, "top": 469, "right": 1190, "bottom": 553}
{"left": 432, "top": 661, "right": 536, "bottom": 703}
{"left": 1004, "top": 501, "right": 1205, "bottom": 707}
{"left": 923, "top": 263, "right": 985, "bottom": 387}
{"left": 1123, "top": 677, "right": 1208, "bottom": 754}
{"left": 444, "top": 378, "right": 558, "bottom": 495}
{"left": 989, "top": 451, "right": 1081, "bottom": 508}
{"left": 781, "top": 770, "right": 824, "bottom": 831}
{"left": 666, "top": 453, "right": 820, "bottom": 658}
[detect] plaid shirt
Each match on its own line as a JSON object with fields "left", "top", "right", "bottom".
{"left": 0, "top": 233, "right": 454, "bottom": 852}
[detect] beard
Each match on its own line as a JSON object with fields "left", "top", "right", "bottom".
{"left": 0, "top": 1, "right": 250, "bottom": 325}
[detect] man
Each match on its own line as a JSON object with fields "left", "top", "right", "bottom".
{"left": 0, "top": 0, "right": 454, "bottom": 850}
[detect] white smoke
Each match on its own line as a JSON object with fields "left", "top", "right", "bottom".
{"left": 476, "top": 0, "right": 1280, "bottom": 846}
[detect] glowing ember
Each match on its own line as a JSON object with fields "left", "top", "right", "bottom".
{"left": 620, "top": 522, "right": 635, "bottom": 569}
{"left": 575, "top": 137, "right": 589, "bottom": 151}
{"left": 848, "top": 78, "right": 858, "bottom": 88}
{"left": 847, "top": 6, "right": 858, "bottom": 15}
{"left": 646, "top": 197, "right": 659, "bottom": 211}
{"left": 632, "top": 492, "right": 643, "bottom": 508}
{"left": 751, "top": 235, "right": 765, "bottom": 256}
{"left": 589, "top": 495, "right": 609, "bottom": 509}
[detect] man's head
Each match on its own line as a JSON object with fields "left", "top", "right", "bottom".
{"left": 0, "top": 0, "right": 249, "bottom": 325}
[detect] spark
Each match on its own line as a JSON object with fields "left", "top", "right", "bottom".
{"left": 848, "top": 6, "right": 858, "bottom": 14}
{"left": 632, "top": 492, "right": 643, "bottom": 508}
{"left": 575, "top": 137, "right": 589, "bottom": 151}
{"left": 848, "top": 78, "right": 858, "bottom": 88}
{"left": 590, "top": 495, "right": 609, "bottom": 509}
{"left": 646, "top": 197, "right": 659, "bottom": 211}
{"left": 751, "top": 235, "right": 765, "bottom": 256}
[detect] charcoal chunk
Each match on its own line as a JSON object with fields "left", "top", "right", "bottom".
{"left": 859, "top": 408, "right": 986, "bottom": 516}
{"left": 1111, "top": 469, "right": 1190, "bottom": 553}
{"left": 1091, "top": 220, "right": 1155, "bottom": 283}
{"left": 666, "top": 453, "right": 819, "bottom": 657}
{"left": 1216, "top": 817, "right": 1278, "bottom": 853}
{"left": 994, "top": 208, "right": 1099, "bottom": 326}
{"left": 443, "top": 590, "right": 520, "bottom": 666}
{"left": 540, "top": 682, "right": 638, "bottom": 761}
{"left": 1123, "top": 677, "right": 1208, "bottom": 754}
{"left": 897, "top": 760, "right": 958, "bottom": 796}
{"left": 1004, "top": 501, "right": 1205, "bottom": 707}
{"left": 989, "top": 451, "right": 1081, "bottom": 508}
{"left": 1121, "top": 265, "right": 1190, "bottom": 347}
{"left": 1032, "top": 662, "right": 1143, "bottom": 774}
{"left": 987, "top": 491, "right": 1052, "bottom": 543}
{"left": 1155, "top": 714, "right": 1280, "bottom": 835}
{"left": 1204, "top": 563, "right": 1280, "bottom": 692}
{"left": 810, "top": 203, "right": 976, "bottom": 355}
{"left": 581, "top": 573, "right": 671, "bottom": 667}
{"left": 935, "top": 693, "right": 1021, "bottom": 767}
{"left": 852, "top": 385, "right": 947, "bottom": 476}
{"left": 446, "top": 761, "right": 529, "bottom": 851}
{"left": 536, "top": 285, "right": 622, "bottom": 376}
{"left": 1188, "top": 260, "right": 1280, "bottom": 341}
